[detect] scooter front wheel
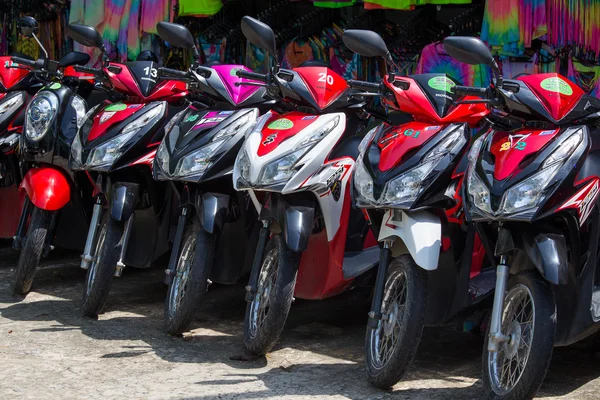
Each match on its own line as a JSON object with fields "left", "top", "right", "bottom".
{"left": 244, "top": 234, "right": 299, "bottom": 355}
{"left": 164, "top": 220, "right": 215, "bottom": 335}
{"left": 365, "top": 254, "right": 428, "bottom": 389}
{"left": 13, "top": 207, "right": 53, "bottom": 295}
{"left": 82, "top": 216, "right": 123, "bottom": 317}
{"left": 482, "top": 271, "right": 556, "bottom": 400}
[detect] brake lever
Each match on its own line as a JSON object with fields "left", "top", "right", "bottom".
{"left": 234, "top": 82, "right": 269, "bottom": 87}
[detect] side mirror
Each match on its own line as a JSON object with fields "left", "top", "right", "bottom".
{"left": 17, "top": 16, "right": 39, "bottom": 38}
{"left": 157, "top": 22, "right": 196, "bottom": 49}
{"left": 443, "top": 36, "right": 495, "bottom": 66}
{"left": 67, "top": 24, "right": 104, "bottom": 50}
{"left": 241, "top": 16, "right": 277, "bottom": 56}
{"left": 342, "top": 29, "right": 390, "bottom": 58}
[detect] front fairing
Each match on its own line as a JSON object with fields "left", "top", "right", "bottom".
{"left": 21, "top": 83, "right": 81, "bottom": 167}
{"left": 464, "top": 126, "right": 591, "bottom": 222}
{"left": 0, "top": 91, "right": 28, "bottom": 142}
{"left": 356, "top": 121, "right": 469, "bottom": 210}
{"left": 154, "top": 106, "right": 259, "bottom": 183}
{"left": 233, "top": 110, "right": 348, "bottom": 193}
{"left": 74, "top": 101, "right": 168, "bottom": 172}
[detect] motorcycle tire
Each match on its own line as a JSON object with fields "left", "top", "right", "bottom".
{"left": 13, "top": 207, "right": 53, "bottom": 295}
{"left": 82, "top": 216, "right": 123, "bottom": 317}
{"left": 164, "top": 220, "right": 215, "bottom": 335}
{"left": 244, "top": 234, "right": 300, "bottom": 355}
{"left": 482, "top": 270, "right": 556, "bottom": 400}
{"left": 365, "top": 254, "right": 428, "bottom": 389}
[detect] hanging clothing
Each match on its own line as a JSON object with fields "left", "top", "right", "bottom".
{"left": 140, "top": 0, "right": 172, "bottom": 35}
{"left": 567, "top": 58, "right": 600, "bottom": 97}
{"left": 481, "top": 0, "right": 522, "bottom": 56}
{"left": 417, "top": 42, "right": 491, "bottom": 88}
{"left": 178, "top": 0, "right": 223, "bottom": 17}
{"left": 329, "top": 48, "right": 359, "bottom": 80}
{"left": 363, "top": 0, "right": 416, "bottom": 10}
{"left": 312, "top": 0, "right": 356, "bottom": 7}
{"left": 282, "top": 40, "right": 314, "bottom": 69}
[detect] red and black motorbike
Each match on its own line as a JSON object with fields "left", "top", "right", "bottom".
{"left": 66, "top": 24, "right": 187, "bottom": 316}
{"left": 11, "top": 17, "right": 99, "bottom": 295}
{"left": 342, "top": 30, "right": 491, "bottom": 388}
{"left": 444, "top": 36, "right": 600, "bottom": 400}
{"left": 233, "top": 17, "right": 380, "bottom": 356}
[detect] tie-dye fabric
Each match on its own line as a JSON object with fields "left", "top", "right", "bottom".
{"left": 568, "top": 58, "right": 600, "bottom": 97}
{"left": 481, "top": 0, "right": 522, "bottom": 56}
{"left": 140, "top": 0, "right": 172, "bottom": 35}
{"left": 547, "top": 0, "right": 600, "bottom": 58}
{"left": 417, "top": 42, "right": 491, "bottom": 88}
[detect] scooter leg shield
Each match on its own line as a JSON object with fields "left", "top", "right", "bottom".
{"left": 283, "top": 205, "right": 314, "bottom": 253}
{"left": 110, "top": 183, "right": 139, "bottom": 222}
{"left": 377, "top": 209, "right": 441, "bottom": 270}
{"left": 19, "top": 167, "right": 71, "bottom": 211}
{"left": 197, "top": 192, "right": 230, "bottom": 235}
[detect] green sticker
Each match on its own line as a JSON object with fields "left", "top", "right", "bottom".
{"left": 230, "top": 68, "right": 240, "bottom": 76}
{"left": 104, "top": 103, "right": 127, "bottom": 112}
{"left": 267, "top": 118, "right": 294, "bottom": 130}
{"left": 540, "top": 77, "right": 573, "bottom": 96}
{"left": 48, "top": 82, "right": 61, "bottom": 90}
{"left": 428, "top": 76, "right": 456, "bottom": 93}
{"left": 184, "top": 114, "right": 199, "bottom": 123}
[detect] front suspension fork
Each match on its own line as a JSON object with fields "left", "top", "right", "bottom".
{"left": 488, "top": 255, "right": 511, "bottom": 352}
{"left": 80, "top": 197, "right": 104, "bottom": 270}
{"left": 245, "top": 220, "right": 271, "bottom": 302}
{"left": 114, "top": 213, "right": 135, "bottom": 277}
{"left": 12, "top": 195, "right": 32, "bottom": 250}
{"left": 368, "top": 240, "right": 393, "bottom": 329}
{"left": 164, "top": 206, "right": 189, "bottom": 285}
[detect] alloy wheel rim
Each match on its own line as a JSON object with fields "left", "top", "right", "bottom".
{"left": 368, "top": 268, "right": 407, "bottom": 369}
{"left": 488, "top": 283, "right": 535, "bottom": 395}
{"left": 248, "top": 248, "right": 278, "bottom": 338}
{"left": 168, "top": 234, "right": 196, "bottom": 319}
{"left": 86, "top": 223, "right": 107, "bottom": 296}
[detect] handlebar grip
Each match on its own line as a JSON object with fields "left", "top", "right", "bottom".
{"left": 73, "top": 65, "right": 100, "bottom": 75}
{"left": 453, "top": 85, "right": 488, "bottom": 97}
{"left": 158, "top": 67, "right": 189, "bottom": 79}
{"left": 235, "top": 69, "right": 268, "bottom": 82}
{"left": 11, "top": 57, "right": 35, "bottom": 68}
{"left": 347, "top": 80, "right": 381, "bottom": 93}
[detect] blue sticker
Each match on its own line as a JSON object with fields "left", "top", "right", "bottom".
{"left": 128, "top": 104, "right": 142, "bottom": 109}
{"left": 425, "top": 125, "right": 441, "bottom": 130}
{"left": 540, "top": 130, "right": 555, "bottom": 136}
{"left": 302, "top": 116, "right": 317, "bottom": 120}
{"left": 219, "top": 111, "right": 234, "bottom": 115}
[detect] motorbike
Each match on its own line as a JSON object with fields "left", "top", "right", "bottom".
{"left": 0, "top": 52, "right": 40, "bottom": 240}
{"left": 340, "top": 30, "right": 492, "bottom": 388}
{"left": 152, "top": 22, "right": 271, "bottom": 335}
{"left": 11, "top": 16, "right": 101, "bottom": 295}
{"left": 232, "top": 17, "right": 379, "bottom": 355}
{"left": 444, "top": 36, "right": 600, "bottom": 400}
{"left": 66, "top": 23, "right": 188, "bottom": 316}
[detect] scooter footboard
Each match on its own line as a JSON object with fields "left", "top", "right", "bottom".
{"left": 378, "top": 209, "right": 441, "bottom": 270}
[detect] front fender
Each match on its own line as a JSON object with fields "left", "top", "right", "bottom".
{"left": 111, "top": 183, "right": 139, "bottom": 221}
{"left": 19, "top": 167, "right": 71, "bottom": 211}
{"left": 196, "top": 192, "right": 229, "bottom": 234}
{"left": 522, "top": 232, "right": 569, "bottom": 285}
{"left": 259, "top": 194, "right": 314, "bottom": 253}
{"left": 378, "top": 209, "right": 441, "bottom": 270}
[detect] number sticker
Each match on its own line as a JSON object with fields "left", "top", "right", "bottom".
{"left": 143, "top": 66, "right": 158, "bottom": 78}
{"left": 500, "top": 141, "right": 511, "bottom": 151}
{"left": 499, "top": 140, "right": 526, "bottom": 151}
{"left": 317, "top": 72, "right": 334, "bottom": 85}
{"left": 515, "top": 141, "right": 526, "bottom": 150}
{"left": 403, "top": 129, "right": 421, "bottom": 138}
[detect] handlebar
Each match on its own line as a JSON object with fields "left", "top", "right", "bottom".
{"left": 347, "top": 80, "right": 382, "bottom": 93}
{"left": 235, "top": 69, "right": 268, "bottom": 83}
{"left": 158, "top": 67, "right": 189, "bottom": 79}
{"left": 73, "top": 65, "right": 102, "bottom": 75}
{"left": 11, "top": 57, "right": 36, "bottom": 68}
{"left": 453, "top": 85, "right": 488, "bottom": 97}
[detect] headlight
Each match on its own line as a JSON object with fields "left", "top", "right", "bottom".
{"left": 354, "top": 155, "right": 375, "bottom": 202}
{"left": 358, "top": 126, "right": 378, "bottom": 154}
{"left": 424, "top": 127, "right": 465, "bottom": 162}
{"left": 259, "top": 148, "right": 306, "bottom": 185}
{"left": 71, "top": 96, "right": 87, "bottom": 129}
{"left": 298, "top": 116, "right": 339, "bottom": 147}
{"left": 382, "top": 160, "right": 438, "bottom": 206}
{"left": 0, "top": 92, "right": 24, "bottom": 115}
{"left": 86, "top": 130, "right": 137, "bottom": 169}
{"left": 212, "top": 111, "right": 255, "bottom": 142}
{"left": 467, "top": 165, "right": 493, "bottom": 214}
{"left": 122, "top": 102, "right": 165, "bottom": 136}
{"left": 237, "top": 148, "right": 251, "bottom": 182}
{"left": 174, "top": 140, "right": 223, "bottom": 178}
{"left": 164, "top": 109, "right": 185, "bottom": 136}
{"left": 25, "top": 91, "right": 58, "bottom": 141}
{"left": 156, "top": 139, "right": 170, "bottom": 174}
{"left": 498, "top": 163, "right": 561, "bottom": 214}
